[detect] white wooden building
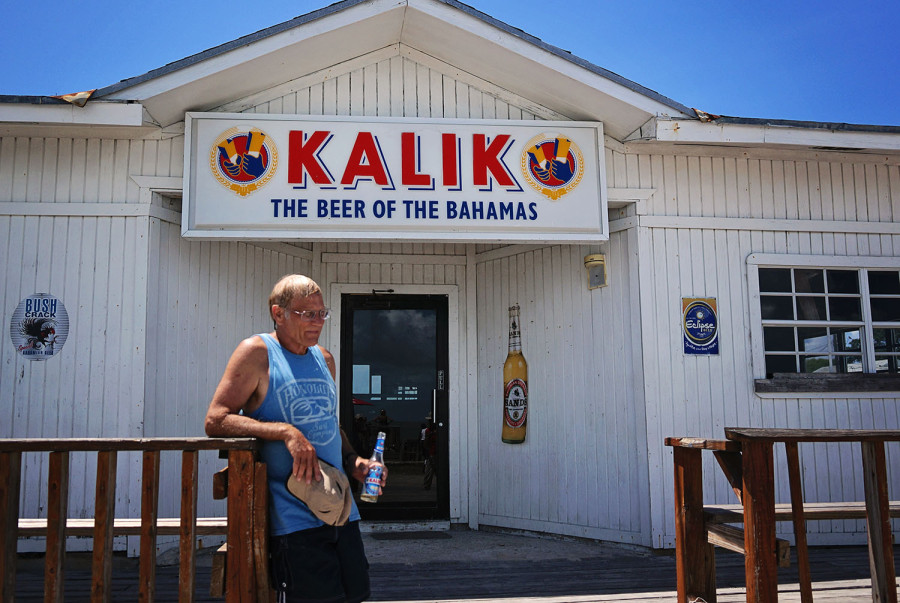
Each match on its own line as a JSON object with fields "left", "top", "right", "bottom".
{"left": 1, "top": 0, "right": 898, "bottom": 553}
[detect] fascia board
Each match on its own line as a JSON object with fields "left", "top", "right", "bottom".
{"left": 654, "top": 119, "right": 900, "bottom": 151}
{"left": 0, "top": 101, "right": 145, "bottom": 127}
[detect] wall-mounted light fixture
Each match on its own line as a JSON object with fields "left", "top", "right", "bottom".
{"left": 584, "top": 254, "right": 608, "bottom": 289}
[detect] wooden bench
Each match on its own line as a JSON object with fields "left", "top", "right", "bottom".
{"left": 666, "top": 432, "right": 900, "bottom": 603}
{"left": 0, "top": 437, "right": 267, "bottom": 603}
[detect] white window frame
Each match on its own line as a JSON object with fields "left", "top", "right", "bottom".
{"left": 748, "top": 253, "right": 900, "bottom": 382}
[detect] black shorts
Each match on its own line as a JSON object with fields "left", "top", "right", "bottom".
{"left": 270, "top": 521, "right": 370, "bottom": 603}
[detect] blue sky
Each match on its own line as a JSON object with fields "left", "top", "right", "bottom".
{"left": 3, "top": 0, "right": 898, "bottom": 126}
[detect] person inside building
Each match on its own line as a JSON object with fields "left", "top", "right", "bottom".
{"left": 205, "top": 273, "right": 386, "bottom": 603}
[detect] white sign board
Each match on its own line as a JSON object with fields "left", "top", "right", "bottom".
{"left": 183, "top": 113, "right": 608, "bottom": 243}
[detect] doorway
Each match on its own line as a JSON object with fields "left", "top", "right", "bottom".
{"left": 339, "top": 293, "right": 449, "bottom": 520}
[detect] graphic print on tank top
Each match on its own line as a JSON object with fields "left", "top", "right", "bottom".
{"left": 275, "top": 377, "right": 338, "bottom": 446}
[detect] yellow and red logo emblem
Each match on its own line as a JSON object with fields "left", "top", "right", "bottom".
{"left": 521, "top": 134, "right": 584, "bottom": 200}
{"left": 209, "top": 128, "right": 278, "bottom": 197}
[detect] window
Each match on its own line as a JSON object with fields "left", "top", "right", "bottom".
{"left": 749, "top": 256, "right": 900, "bottom": 389}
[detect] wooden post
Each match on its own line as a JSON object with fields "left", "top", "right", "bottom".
{"left": 672, "top": 446, "right": 716, "bottom": 603}
{"left": 45, "top": 451, "right": 70, "bottom": 603}
{"left": 179, "top": 450, "right": 199, "bottom": 603}
{"left": 139, "top": 450, "right": 160, "bottom": 603}
{"left": 252, "top": 461, "right": 273, "bottom": 603}
{"left": 741, "top": 441, "right": 777, "bottom": 603}
{"left": 0, "top": 451, "right": 22, "bottom": 603}
{"left": 784, "top": 443, "right": 812, "bottom": 603}
{"left": 860, "top": 441, "right": 898, "bottom": 603}
{"left": 91, "top": 450, "right": 117, "bottom": 603}
{"left": 226, "top": 450, "right": 256, "bottom": 602}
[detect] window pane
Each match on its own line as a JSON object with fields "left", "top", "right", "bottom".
{"left": 870, "top": 298, "right": 900, "bottom": 322}
{"left": 796, "top": 296, "right": 826, "bottom": 321}
{"left": 836, "top": 356, "right": 864, "bottom": 373}
{"left": 760, "top": 295, "right": 794, "bottom": 320}
{"left": 874, "top": 355, "right": 898, "bottom": 373}
{"left": 759, "top": 268, "right": 792, "bottom": 292}
{"left": 828, "top": 297, "right": 861, "bottom": 321}
{"left": 794, "top": 269, "right": 825, "bottom": 293}
{"left": 798, "top": 327, "right": 829, "bottom": 352}
{"left": 801, "top": 355, "right": 832, "bottom": 373}
{"left": 763, "top": 327, "right": 795, "bottom": 351}
{"left": 868, "top": 270, "right": 900, "bottom": 294}
{"left": 765, "top": 354, "right": 797, "bottom": 376}
{"left": 826, "top": 270, "right": 859, "bottom": 294}
{"left": 833, "top": 328, "right": 861, "bottom": 352}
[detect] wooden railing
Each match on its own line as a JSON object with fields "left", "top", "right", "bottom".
{"left": 0, "top": 437, "right": 268, "bottom": 603}
{"left": 667, "top": 429, "right": 900, "bottom": 603}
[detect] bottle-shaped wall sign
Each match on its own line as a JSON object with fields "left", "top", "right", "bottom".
{"left": 502, "top": 304, "right": 528, "bottom": 444}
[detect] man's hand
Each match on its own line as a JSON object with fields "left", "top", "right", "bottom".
{"left": 347, "top": 456, "right": 388, "bottom": 495}
{"left": 284, "top": 426, "right": 321, "bottom": 484}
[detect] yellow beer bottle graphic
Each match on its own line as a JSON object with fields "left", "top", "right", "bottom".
{"left": 502, "top": 304, "right": 528, "bottom": 443}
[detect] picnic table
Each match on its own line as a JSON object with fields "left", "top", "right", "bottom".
{"left": 666, "top": 428, "right": 899, "bottom": 603}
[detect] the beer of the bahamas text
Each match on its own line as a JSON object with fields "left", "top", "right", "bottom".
{"left": 502, "top": 304, "right": 528, "bottom": 444}
{"left": 360, "top": 431, "right": 386, "bottom": 502}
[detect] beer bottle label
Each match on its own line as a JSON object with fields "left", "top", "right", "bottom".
{"left": 503, "top": 378, "right": 527, "bottom": 428}
{"left": 363, "top": 465, "right": 384, "bottom": 497}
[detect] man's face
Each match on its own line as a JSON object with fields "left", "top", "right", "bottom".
{"left": 278, "top": 292, "right": 327, "bottom": 350}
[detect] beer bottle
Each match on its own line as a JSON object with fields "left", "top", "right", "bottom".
{"left": 360, "top": 431, "right": 386, "bottom": 502}
{"left": 502, "top": 304, "right": 528, "bottom": 443}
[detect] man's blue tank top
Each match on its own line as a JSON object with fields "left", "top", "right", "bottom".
{"left": 246, "top": 333, "right": 360, "bottom": 535}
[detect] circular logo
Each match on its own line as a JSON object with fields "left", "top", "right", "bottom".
{"left": 9, "top": 293, "right": 69, "bottom": 361}
{"left": 209, "top": 127, "right": 278, "bottom": 197}
{"left": 521, "top": 134, "right": 584, "bottom": 200}
{"left": 504, "top": 378, "right": 528, "bottom": 428}
{"left": 683, "top": 300, "right": 718, "bottom": 346}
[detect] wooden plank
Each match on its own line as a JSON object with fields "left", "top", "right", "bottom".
{"left": 726, "top": 428, "right": 900, "bottom": 443}
{"left": 179, "top": 450, "right": 199, "bottom": 603}
{"left": 0, "top": 438, "right": 259, "bottom": 453}
{"left": 226, "top": 450, "right": 256, "bottom": 603}
{"left": 44, "top": 451, "right": 69, "bottom": 603}
{"left": 784, "top": 443, "right": 812, "bottom": 603}
{"left": 138, "top": 450, "right": 160, "bottom": 603}
{"left": 706, "top": 523, "right": 790, "bottom": 568}
{"left": 741, "top": 440, "right": 777, "bottom": 603}
{"left": 665, "top": 437, "right": 741, "bottom": 452}
{"left": 672, "top": 446, "right": 716, "bottom": 603}
{"left": 0, "top": 451, "right": 21, "bottom": 603}
{"left": 252, "top": 461, "right": 273, "bottom": 603}
{"left": 712, "top": 450, "right": 743, "bottom": 504}
{"left": 212, "top": 467, "right": 228, "bottom": 500}
{"left": 210, "top": 543, "right": 228, "bottom": 598}
{"left": 91, "top": 450, "right": 117, "bottom": 603}
{"left": 704, "top": 500, "right": 900, "bottom": 523}
{"left": 16, "top": 517, "right": 228, "bottom": 536}
{"left": 860, "top": 441, "right": 898, "bottom": 603}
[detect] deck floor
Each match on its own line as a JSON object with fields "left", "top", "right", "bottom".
{"left": 12, "top": 530, "right": 897, "bottom": 602}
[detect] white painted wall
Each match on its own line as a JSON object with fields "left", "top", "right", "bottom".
{"left": 3, "top": 41, "right": 898, "bottom": 555}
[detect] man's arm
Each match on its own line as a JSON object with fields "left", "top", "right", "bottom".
{"left": 205, "top": 336, "right": 321, "bottom": 484}
{"left": 319, "top": 346, "right": 388, "bottom": 491}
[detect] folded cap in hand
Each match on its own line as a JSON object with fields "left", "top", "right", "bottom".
{"left": 285, "top": 459, "right": 352, "bottom": 526}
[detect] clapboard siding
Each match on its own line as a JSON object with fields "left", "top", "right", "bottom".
{"left": 617, "top": 145, "right": 900, "bottom": 547}
{"left": 0, "top": 135, "right": 184, "bottom": 202}
{"left": 0, "top": 213, "right": 150, "bottom": 542}
{"left": 143, "top": 219, "right": 311, "bottom": 520}
{"left": 475, "top": 236, "right": 647, "bottom": 544}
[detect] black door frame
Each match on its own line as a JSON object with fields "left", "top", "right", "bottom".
{"left": 339, "top": 292, "right": 450, "bottom": 520}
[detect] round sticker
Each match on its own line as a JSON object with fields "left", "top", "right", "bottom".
{"left": 9, "top": 293, "right": 69, "bottom": 361}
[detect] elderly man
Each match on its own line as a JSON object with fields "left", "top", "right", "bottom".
{"left": 205, "top": 274, "right": 385, "bottom": 603}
